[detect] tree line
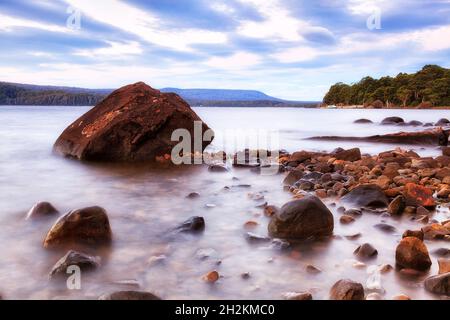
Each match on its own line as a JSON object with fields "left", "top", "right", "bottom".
{"left": 323, "top": 65, "right": 450, "bottom": 107}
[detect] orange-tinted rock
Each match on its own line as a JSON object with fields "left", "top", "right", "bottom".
{"left": 422, "top": 223, "right": 450, "bottom": 240}
{"left": 54, "top": 82, "right": 213, "bottom": 161}
{"left": 403, "top": 183, "right": 436, "bottom": 207}
{"left": 330, "top": 279, "right": 364, "bottom": 300}
{"left": 395, "top": 237, "right": 431, "bottom": 271}
{"left": 203, "top": 270, "right": 219, "bottom": 283}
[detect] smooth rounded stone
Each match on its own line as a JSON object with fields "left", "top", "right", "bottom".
{"left": 268, "top": 196, "right": 334, "bottom": 239}
{"left": 344, "top": 208, "right": 362, "bottom": 216}
{"left": 53, "top": 82, "right": 212, "bottom": 162}
{"left": 433, "top": 248, "right": 450, "bottom": 257}
{"left": 381, "top": 116, "right": 405, "bottom": 125}
{"left": 392, "top": 294, "right": 411, "bottom": 300}
{"left": 186, "top": 192, "right": 200, "bottom": 199}
{"left": 340, "top": 215, "right": 355, "bottom": 224}
{"left": 203, "top": 270, "right": 219, "bottom": 283}
{"left": 49, "top": 250, "right": 101, "bottom": 279}
{"left": 245, "top": 232, "right": 270, "bottom": 243}
{"left": 354, "top": 243, "right": 378, "bottom": 259}
{"left": 387, "top": 195, "right": 405, "bottom": 215}
{"left": 208, "top": 164, "right": 229, "bottom": 172}
{"left": 424, "top": 272, "right": 450, "bottom": 295}
{"left": 341, "top": 184, "right": 388, "bottom": 208}
{"left": 26, "top": 201, "right": 59, "bottom": 220}
{"left": 330, "top": 279, "right": 364, "bottom": 300}
{"left": 337, "top": 206, "right": 346, "bottom": 213}
{"left": 295, "top": 180, "right": 315, "bottom": 191}
{"left": 283, "top": 170, "right": 304, "bottom": 186}
{"left": 354, "top": 118, "right": 373, "bottom": 124}
{"left": 282, "top": 291, "right": 313, "bottom": 300}
{"left": 402, "top": 230, "right": 424, "bottom": 241}
{"left": 175, "top": 216, "right": 205, "bottom": 233}
{"left": 345, "top": 233, "right": 362, "bottom": 240}
{"left": 374, "top": 223, "right": 397, "bottom": 233}
{"left": 379, "top": 264, "right": 393, "bottom": 273}
{"left": 99, "top": 291, "right": 161, "bottom": 300}
{"left": 436, "top": 118, "right": 450, "bottom": 126}
{"left": 422, "top": 223, "right": 450, "bottom": 240}
{"left": 403, "top": 183, "right": 436, "bottom": 208}
{"left": 396, "top": 237, "right": 432, "bottom": 271}
{"left": 306, "top": 264, "right": 322, "bottom": 274}
{"left": 408, "top": 120, "right": 423, "bottom": 126}
{"left": 366, "top": 292, "right": 383, "bottom": 300}
{"left": 302, "top": 171, "right": 324, "bottom": 182}
{"left": 438, "top": 259, "right": 450, "bottom": 274}
{"left": 43, "top": 206, "right": 112, "bottom": 248}
{"left": 315, "top": 189, "right": 327, "bottom": 198}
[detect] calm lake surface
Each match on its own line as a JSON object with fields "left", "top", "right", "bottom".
{"left": 0, "top": 106, "right": 449, "bottom": 300}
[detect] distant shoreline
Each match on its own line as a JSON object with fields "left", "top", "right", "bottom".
{"left": 320, "top": 104, "right": 450, "bottom": 110}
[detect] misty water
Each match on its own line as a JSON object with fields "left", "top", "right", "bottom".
{"left": 0, "top": 106, "right": 449, "bottom": 299}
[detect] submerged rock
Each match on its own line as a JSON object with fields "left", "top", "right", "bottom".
{"left": 268, "top": 196, "right": 334, "bottom": 239}
{"left": 282, "top": 291, "right": 313, "bottom": 300}
{"left": 354, "top": 243, "right": 378, "bottom": 259}
{"left": 395, "top": 237, "right": 431, "bottom": 271}
{"left": 43, "top": 206, "right": 112, "bottom": 248}
{"left": 342, "top": 184, "right": 388, "bottom": 208}
{"left": 330, "top": 279, "right": 364, "bottom": 300}
{"left": 26, "top": 201, "right": 59, "bottom": 220}
{"left": 99, "top": 291, "right": 161, "bottom": 300}
{"left": 53, "top": 82, "right": 213, "bottom": 162}
{"left": 49, "top": 250, "right": 101, "bottom": 279}
{"left": 354, "top": 119, "right": 373, "bottom": 124}
{"left": 175, "top": 216, "right": 205, "bottom": 233}
{"left": 424, "top": 273, "right": 449, "bottom": 295}
{"left": 381, "top": 117, "right": 404, "bottom": 125}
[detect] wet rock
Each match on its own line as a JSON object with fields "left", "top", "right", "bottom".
{"left": 203, "top": 270, "right": 219, "bottom": 283}
{"left": 26, "top": 201, "right": 59, "bottom": 220}
{"left": 354, "top": 243, "right": 378, "bottom": 259}
{"left": 395, "top": 237, "right": 432, "bottom": 271}
{"left": 381, "top": 117, "right": 404, "bottom": 125}
{"left": 403, "top": 183, "right": 436, "bottom": 208}
{"left": 340, "top": 215, "right": 355, "bottom": 224}
{"left": 282, "top": 291, "right": 313, "bottom": 300}
{"left": 186, "top": 192, "right": 200, "bottom": 199}
{"left": 416, "top": 206, "right": 430, "bottom": 216}
{"left": 43, "top": 206, "right": 112, "bottom": 248}
{"left": 54, "top": 82, "right": 213, "bottom": 162}
{"left": 342, "top": 184, "right": 388, "bottom": 208}
{"left": 387, "top": 195, "right": 405, "bottom": 215}
{"left": 344, "top": 208, "right": 362, "bottom": 216}
{"left": 99, "top": 291, "right": 161, "bottom": 300}
{"left": 295, "top": 180, "right": 315, "bottom": 191}
{"left": 268, "top": 196, "right": 334, "bottom": 239}
{"left": 49, "top": 250, "right": 101, "bottom": 279}
{"left": 302, "top": 171, "right": 324, "bottom": 182}
{"left": 330, "top": 279, "right": 364, "bottom": 300}
{"left": 333, "top": 148, "right": 361, "bottom": 162}
{"left": 245, "top": 232, "right": 270, "bottom": 243}
{"left": 424, "top": 273, "right": 449, "bottom": 295}
{"left": 438, "top": 259, "right": 450, "bottom": 274}
{"left": 374, "top": 223, "right": 397, "bottom": 233}
{"left": 208, "top": 164, "right": 228, "bottom": 172}
{"left": 433, "top": 248, "right": 450, "bottom": 257}
{"left": 380, "top": 264, "right": 393, "bottom": 273}
{"left": 354, "top": 119, "right": 373, "bottom": 124}
{"left": 263, "top": 205, "right": 279, "bottom": 217}
{"left": 422, "top": 223, "right": 449, "bottom": 240}
{"left": 306, "top": 264, "right": 322, "bottom": 274}
{"left": 283, "top": 170, "right": 304, "bottom": 186}
{"left": 402, "top": 230, "right": 424, "bottom": 241}
{"left": 408, "top": 120, "right": 423, "bottom": 126}
{"left": 175, "top": 216, "right": 205, "bottom": 233}
{"left": 436, "top": 118, "right": 450, "bottom": 126}
{"left": 345, "top": 233, "right": 362, "bottom": 240}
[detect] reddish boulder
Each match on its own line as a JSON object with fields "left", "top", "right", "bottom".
{"left": 395, "top": 237, "right": 432, "bottom": 271}
{"left": 333, "top": 148, "right": 361, "bottom": 162}
{"left": 53, "top": 82, "right": 213, "bottom": 162}
{"left": 403, "top": 183, "right": 436, "bottom": 208}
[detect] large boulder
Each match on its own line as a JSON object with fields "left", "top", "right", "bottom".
{"left": 330, "top": 279, "right": 364, "bottom": 300}
{"left": 341, "top": 184, "right": 388, "bottom": 208}
{"left": 268, "top": 196, "right": 334, "bottom": 239}
{"left": 53, "top": 82, "right": 213, "bottom": 162}
{"left": 43, "top": 206, "right": 112, "bottom": 248}
{"left": 395, "top": 237, "right": 432, "bottom": 271}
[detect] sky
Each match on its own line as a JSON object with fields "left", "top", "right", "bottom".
{"left": 0, "top": 0, "right": 450, "bottom": 100}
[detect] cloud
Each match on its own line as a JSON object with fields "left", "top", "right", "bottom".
{"left": 64, "top": 0, "right": 227, "bottom": 51}
{"left": 0, "top": 13, "right": 70, "bottom": 33}
{"left": 73, "top": 41, "right": 143, "bottom": 57}
{"left": 205, "top": 52, "right": 262, "bottom": 69}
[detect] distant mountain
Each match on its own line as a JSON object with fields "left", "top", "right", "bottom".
{"left": 0, "top": 81, "right": 319, "bottom": 107}
{"left": 160, "top": 88, "right": 281, "bottom": 101}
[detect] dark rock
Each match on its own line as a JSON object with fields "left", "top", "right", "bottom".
{"left": 345, "top": 233, "right": 362, "bottom": 240}
{"left": 333, "top": 148, "right": 361, "bottom": 162}
{"left": 387, "top": 195, "right": 405, "bottom": 215}
{"left": 381, "top": 117, "right": 405, "bottom": 125}
{"left": 330, "top": 279, "right": 364, "bottom": 300}
{"left": 208, "top": 164, "right": 228, "bottom": 172}
{"left": 342, "top": 184, "right": 388, "bottom": 208}
{"left": 49, "top": 250, "right": 101, "bottom": 278}
{"left": 175, "top": 216, "right": 205, "bottom": 233}
{"left": 354, "top": 243, "right": 378, "bottom": 259}
{"left": 295, "top": 179, "right": 314, "bottom": 191}
{"left": 26, "top": 201, "right": 59, "bottom": 220}
{"left": 54, "top": 82, "right": 212, "bottom": 162}
{"left": 343, "top": 208, "right": 362, "bottom": 216}
{"left": 433, "top": 248, "right": 450, "bottom": 257}
{"left": 302, "top": 171, "right": 323, "bottom": 182}
{"left": 283, "top": 170, "right": 304, "bottom": 186}
{"left": 245, "top": 232, "right": 270, "bottom": 243}
{"left": 443, "top": 147, "right": 450, "bottom": 157}
{"left": 402, "top": 230, "right": 424, "bottom": 241}
{"left": 283, "top": 291, "right": 313, "bottom": 300}
{"left": 306, "top": 264, "right": 322, "bottom": 274}
{"left": 408, "top": 120, "right": 423, "bottom": 126}
{"left": 43, "top": 206, "right": 112, "bottom": 248}
{"left": 268, "top": 196, "right": 334, "bottom": 239}
{"left": 374, "top": 223, "right": 397, "bottom": 233}
{"left": 186, "top": 192, "right": 200, "bottom": 199}
{"left": 396, "top": 237, "right": 432, "bottom": 271}
{"left": 354, "top": 119, "right": 373, "bottom": 124}
{"left": 424, "top": 273, "right": 449, "bottom": 295}
{"left": 436, "top": 118, "right": 450, "bottom": 126}
{"left": 99, "top": 291, "right": 161, "bottom": 300}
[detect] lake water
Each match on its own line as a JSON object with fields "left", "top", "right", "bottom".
{"left": 0, "top": 106, "right": 449, "bottom": 300}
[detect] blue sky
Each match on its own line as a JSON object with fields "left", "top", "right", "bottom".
{"left": 0, "top": 0, "right": 450, "bottom": 100}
